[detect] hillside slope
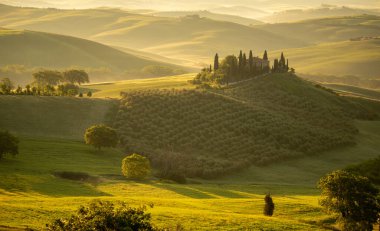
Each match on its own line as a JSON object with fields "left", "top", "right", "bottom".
{"left": 153, "top": 10, "right": 263, "bottom": 25}
{"left": 255, "top": 15, "right": 380, "bottom": 44}
{"left": 114, "top": 73, "right": 376, "bottom": 178}
{"left": 262, "top": 6, "right": 380, "bottom": 23}
{"left": 0, "top": 28, "right": 186, "bottom": 83}
{"left": 272, "top": 38, "right": 380, "bottom": 78}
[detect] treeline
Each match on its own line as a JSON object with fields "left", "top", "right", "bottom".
{"left": 0, "top": 69, "right": 92, "bottom": 97}
{"left": 191, "top": 50, "right": 293, "bottom": 85}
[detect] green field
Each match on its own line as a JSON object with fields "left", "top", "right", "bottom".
{"left": 81, "top": 73, "right": 196, "bottom": 98}
{"left": 1, "top": 120, "right": 380, "bottom": 230}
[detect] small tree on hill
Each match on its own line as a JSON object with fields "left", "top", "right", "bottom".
{"left": 87, "top": 91, "right": 92, "bottom": 97}
{"left": 46, "top": 200, "right": 155, "bottom": 231}
{"left": 122, "top": 153, "right": 151, "bottom": 180}
{"left": 0, "top": 78, "right": 14, "bottom": 94}
{"left": 264, "top": 194, "right": 275, "bottom": 216}
{"left": 63, "top": 70, "right": 89, "bottom": 85}
{"left": 318, "top": 170, "right": 380, "bottom": 231}
{"left": 84, "top": 125, "right": 118, "bottom": 150}
{"left": 0, "top": 130, "right": 19, "bottom": 159}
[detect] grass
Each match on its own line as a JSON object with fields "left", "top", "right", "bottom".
{"left": 0, "top": 136, "right": 330, "bottom": 230}
{"left": 323, "top": 83, "right": 380, "bottom": 101}
{"left": 81, "top": 73, "right": 196, "bottom": 98}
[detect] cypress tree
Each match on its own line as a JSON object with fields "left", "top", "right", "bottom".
{"left": 273, "top": 59, "right": 279, "bottom": 72}
{"left": 249, "top": 50, "right": 254, "bottom": 73}
{"left": 280, "top": 52, "right": 286, "bottom": 69}
{"left": 264, "top": 194, "right": 275, "bottom": 216}
{"left": 263, "top": 50, "right": 268, "bottom": 60}
{"left": 239, "top": 50, "right": 243, "bottom": 68}
{"left": 286, "top": 59, "right": 289, "bottom": 71}
{"left": 214, "top": 53, "right": 219, "bottom": 71}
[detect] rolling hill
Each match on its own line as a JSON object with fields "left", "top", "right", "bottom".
{"left": 0, "top": 4, "right": 305, "bottom": 66}
{"left": 255, "top": 15, "right": 380, "bottom": 44}
{"left": 262, "top": 5, "right": 380, "bottom": 23}
{"left": 271, "top": 37, "right": 380, "bottom": 78}
{"left": 113, "top": 73, "right": 379, "bottom": 178}
{"left": 0, "top": 28, "right": 187, "bottom": 84}
{"left": 152, "top": 10, "right": 263, "bottom": 25}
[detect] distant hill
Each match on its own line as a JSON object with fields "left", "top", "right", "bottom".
{"left": 0, "top": 28, "right": 186, "bottom": 84}
{"left": 262, "top": 5, "right": 380, "bottom": 23}
{"left": 114, "top": 73, "right": 376, "bottom": 178}
{"left": 153, "top": 10, "right": 263, "bottom": 26}
{"left": 271, "top": 38, "right": 380, "bottom": 78}
{"left": 0, "top": 4, "right": 305, "bottom": 66}
{"left": 209, "top": 6, "right": 270, "bottom": 19}
{"left": 255, "top": 15, "right": 380, "bottom": 44}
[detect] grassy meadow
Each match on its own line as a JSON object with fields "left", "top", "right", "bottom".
{"left": 1, "top": 120, "right": 380, "bottom": 230}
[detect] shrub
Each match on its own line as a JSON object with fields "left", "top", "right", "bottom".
{"left": 263, "top": 194, "right": 275, "bottom": 216}
{"left": 0, "top": 130, "right": 19, "bottom": 159}
{"left": 84, "top": 125, "right": 118, "bottom": 150}
{"left": 122, "top": 153, "right": 151, "bottom": 180}
{"left": 46, "top": 200, "right": 155, "bottom": 231}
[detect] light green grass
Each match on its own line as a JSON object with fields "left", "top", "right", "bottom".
{"left": 82, "top": 73, "right": 196, "bottom": 98}
{"left": 0, "top": 136, "right": 333, "bottom": 230}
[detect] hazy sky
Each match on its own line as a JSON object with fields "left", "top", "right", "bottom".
{"left": 1, "top": 0, "right": 380, "bottom": 12}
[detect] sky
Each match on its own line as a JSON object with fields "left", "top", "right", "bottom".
{"left": 1, "top": 0, "right": 380, "bottom": 12}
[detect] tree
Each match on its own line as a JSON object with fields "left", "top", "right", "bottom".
{"left": 84, "top": 125, "right": 118, "bottom": 150}
{"left": 63, "top": 70, "right": 89, "bottom": 85}
{"left": 0, "top": 78, "right": 14, "bottom": 94}
{"left": 46, "top": 200, "right": 155, "bottom": 231}
{"left": 264, "top": 194, "right": 275, "bottom": 216}
{"left": 220, "top": 55, "right": 238, "bottom": 85}
{"left": 318, "top": 170, "right": 380, "bottom": 231}
{"left": 87, "top": 91, "right": 92, "bottom": 97}
{"left": 249, "top": 50, "right": 254, "bottom": 73}
{"left": 263, "top": 50, "right": 268, "bottom": 61}
{"left": 214, "top": 53, "right": 219, "bottom": 71}
{"left": 122, "top": 153, "right": 151, "bottom": 180}
{"left": 33, "top": 70, "right": 62, "bottom": 88}
{"left": 0, "top": 130, "right": 19, "bottom": 159}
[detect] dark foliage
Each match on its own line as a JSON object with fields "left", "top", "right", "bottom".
{"left": 264, "top": 194, "right": 275, "bottom": 216}
{"left": 0, "top": 130, "right": 19, "bottom": 159}
{"left": 46, "top": 200, "right": 155, "bottom": 231}
{"left": 318, "top": 170, "right": 380, "bottom": 231}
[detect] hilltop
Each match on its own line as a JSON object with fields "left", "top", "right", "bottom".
{"left": 0, "top": 28, "right": 187, "bottom": 84}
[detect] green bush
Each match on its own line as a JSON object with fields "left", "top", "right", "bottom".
{"left": 84, "top": 125, "right": 118, "bottom": 150}
{"left": 46, "top": 200, "right": 155, "bottom": 231}
{"left": 122, "top": 153, "right": 151, "bottom": 180}
{"left": 0, "top": 130, "right": 19, "bottom": 159}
